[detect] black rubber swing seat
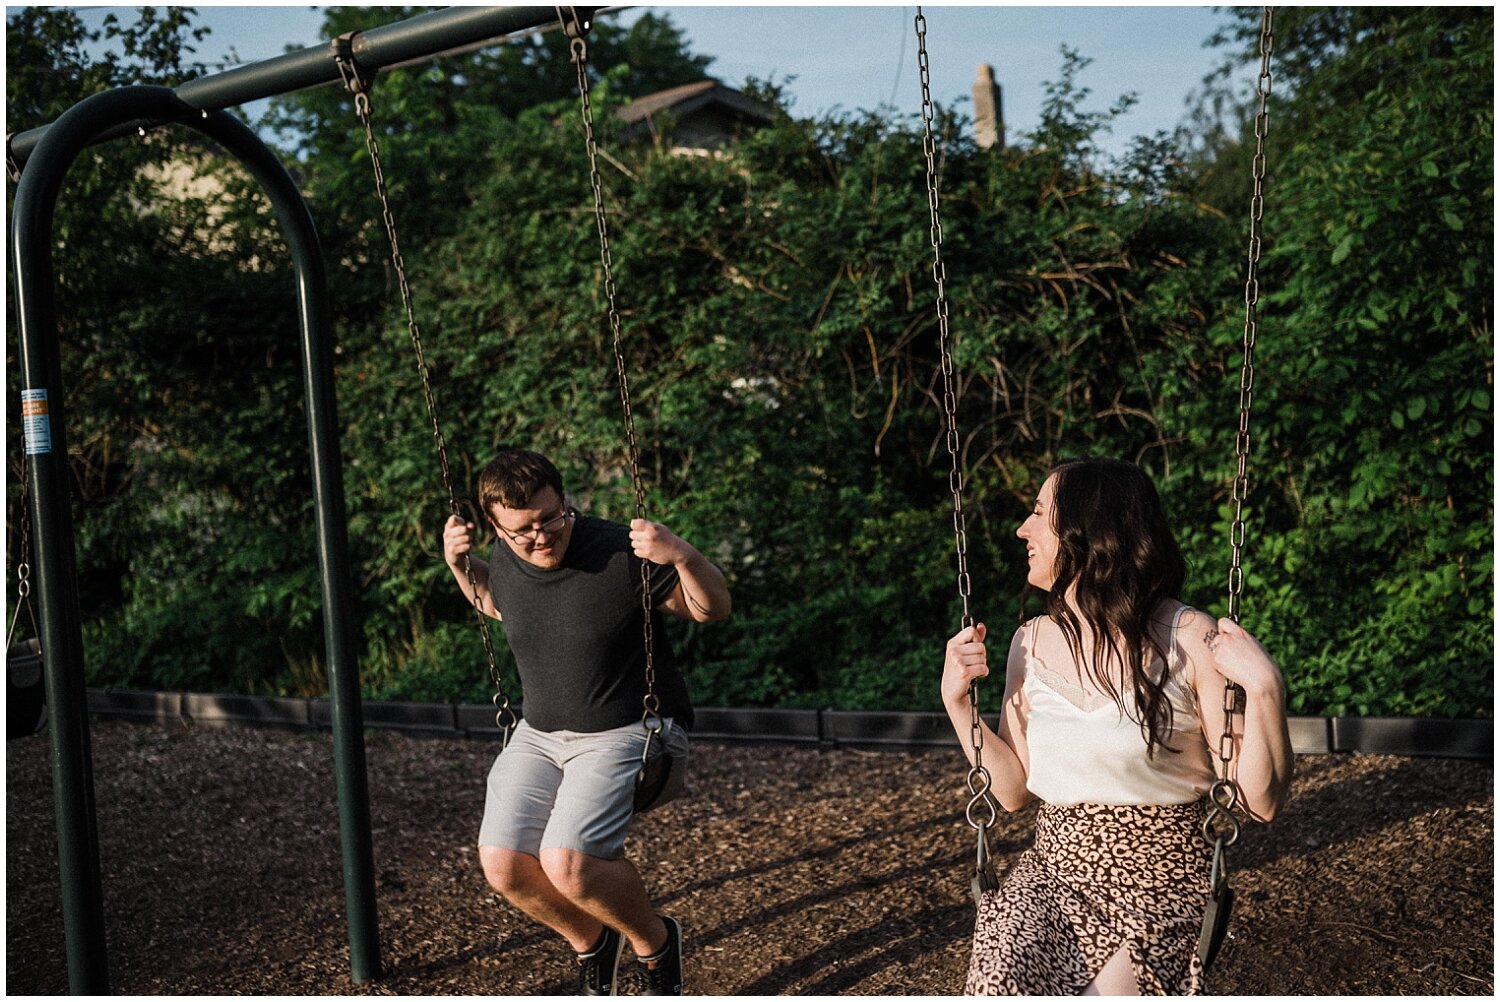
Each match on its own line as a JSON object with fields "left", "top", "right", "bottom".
{"left": 8, "top": 637, "right": 45, "bottom": 739}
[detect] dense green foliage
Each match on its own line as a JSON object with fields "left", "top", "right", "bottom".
{"left": 6, "top": 6, "right": 319, "bottom": 694}
{"left": 1178, "top": 8, "right": 1494, "bottom": 715}
{"left": 7, "top": 7, "right": 1491, "bottom": 717}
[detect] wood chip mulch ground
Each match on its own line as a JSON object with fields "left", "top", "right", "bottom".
{"left": 4, "top": 719, "right": 1493, "bottom": 995}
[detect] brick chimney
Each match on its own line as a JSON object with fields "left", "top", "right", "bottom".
{"left": 973, "top": 63, "right": 1004, "bottom": 151}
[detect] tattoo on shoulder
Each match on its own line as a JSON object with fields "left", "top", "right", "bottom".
{"left": 1204, "top": 627, "right": 1220, "bottom": 652}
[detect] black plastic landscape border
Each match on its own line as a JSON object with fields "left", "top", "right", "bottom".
{"left": 83, "top": 688, "right": 1492, "bottom": 761}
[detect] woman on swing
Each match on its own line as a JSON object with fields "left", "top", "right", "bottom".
{"left": 942, "top": 457, "right": 1294, "bottom": 995}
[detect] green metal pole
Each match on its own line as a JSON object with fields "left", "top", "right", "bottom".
{"left": 12, "top": 85, "right": 381, "bottom": 987}
{"left": 12, "top": 88, "right": 136, "bottom": 999}
{"left": 191, "top": 102, "right": 383, "bottom": 987}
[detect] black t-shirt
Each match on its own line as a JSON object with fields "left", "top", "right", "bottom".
{"left": 487, "top": 514, "right": 693, "bottom": 733}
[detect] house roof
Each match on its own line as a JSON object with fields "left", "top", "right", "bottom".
{"left": 616, "top": 79, "right": 775, "bottom": 128}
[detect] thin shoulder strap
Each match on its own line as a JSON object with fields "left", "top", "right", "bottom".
{"left": 1170, "top": 603, "right": 1190, "bottom": 639}
{"left": 1166, "top": 603, "right": 1192, "bottom": 674}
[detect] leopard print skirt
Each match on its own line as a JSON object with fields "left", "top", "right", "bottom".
{"left": 965, "top": 801, "right": 1212, "bottom": 996}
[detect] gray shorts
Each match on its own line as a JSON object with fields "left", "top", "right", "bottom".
{"left": 477, "top": 717, "right": 689, "bottom": 860}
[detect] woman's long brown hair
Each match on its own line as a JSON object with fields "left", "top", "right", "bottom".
{"left": 1025, "top": 458, "right": 1188, "bottom": 757}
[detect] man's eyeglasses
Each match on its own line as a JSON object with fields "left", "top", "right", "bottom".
{"left": 495, "top": 507, "right": 574, "bottom": 544}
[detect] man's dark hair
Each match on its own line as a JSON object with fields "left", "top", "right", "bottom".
{"left": 478, "top": 449, "right": 565, "bottom": 515}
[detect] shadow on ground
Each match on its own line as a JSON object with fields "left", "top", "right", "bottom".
{"left": 5, "top": 721, "right": 1492, "bottom": 995}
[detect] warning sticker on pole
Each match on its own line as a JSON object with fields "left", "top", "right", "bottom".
{"left": 22, "top": 388, "right": 52, "bottom": 454}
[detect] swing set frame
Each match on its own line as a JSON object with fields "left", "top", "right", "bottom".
{"left": 8, "top": 7, "right": 607, "bottom": 992}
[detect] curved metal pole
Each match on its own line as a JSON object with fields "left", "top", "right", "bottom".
{"left": 7, "top": 6, "right": 608, "bottom": 170}
{"left": 11, "top": 85, "right": 379, "bottom": 989}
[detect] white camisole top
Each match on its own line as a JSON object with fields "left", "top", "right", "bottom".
{"left": 1022, "top": 605, "right": 1216, "bottom": 807}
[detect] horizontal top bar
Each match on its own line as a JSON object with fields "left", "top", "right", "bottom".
{"left": 8, "top": 6, "right": 607, "bottom": 169}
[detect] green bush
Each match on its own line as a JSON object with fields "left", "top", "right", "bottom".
{"left": 10, "top": 8, "right": 1490, "bottom": 720}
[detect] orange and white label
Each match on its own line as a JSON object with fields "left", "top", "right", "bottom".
{"left": 22, "top": 388, "right": 52, "bottom": 454}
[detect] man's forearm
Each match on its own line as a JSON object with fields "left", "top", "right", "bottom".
{"left": 674, "top": 551, "right": 731, "bottom": 622}
{"left": 449, "top": 556, "right": 500, "bottom": 620}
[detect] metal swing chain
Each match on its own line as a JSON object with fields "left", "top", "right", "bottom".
{"left": 915, "top": 8, "right": 997, "bottom": 893}
{"left": 1204, "top": 4, "right": 1274, "bottom": 878}
{"left": 332, "top": 37, "right": 517, "bottom": 743}
{"left": 6, "top": 455, "right": 40, "bottom": 650}
{"left": 560, "top": 10, "right": 661, "bottom": 744}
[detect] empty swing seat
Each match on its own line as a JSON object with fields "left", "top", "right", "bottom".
{"left": 8, "top": 637, "right": 45, "bottom": 738}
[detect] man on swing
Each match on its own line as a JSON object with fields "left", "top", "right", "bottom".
{"left": 442, "top": 448, "right": 731, "bottom": 996}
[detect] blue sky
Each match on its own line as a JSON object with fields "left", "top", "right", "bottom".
{"left": 58, "top": 4, "right": 1247, "bottom": 160}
